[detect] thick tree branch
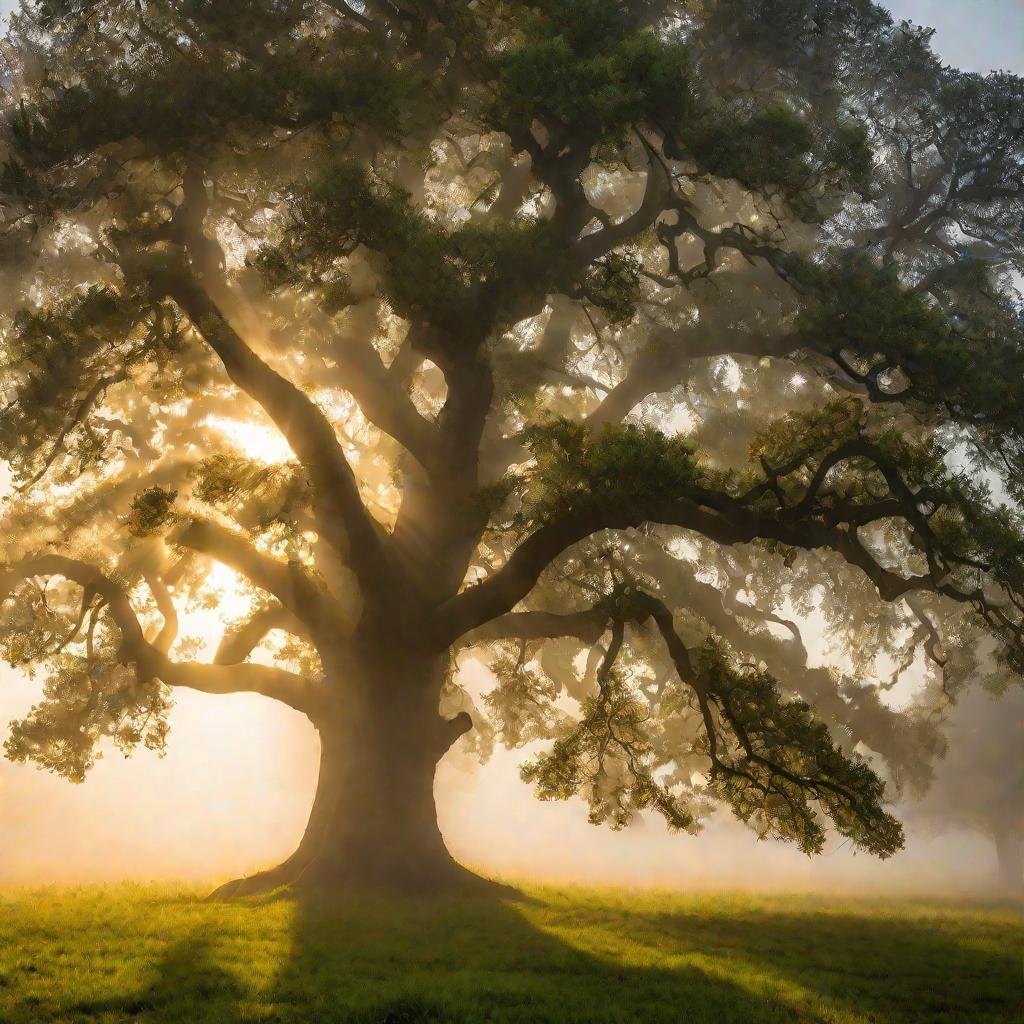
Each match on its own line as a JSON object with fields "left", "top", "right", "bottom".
{"left": 0, "top": 556, "right": 327, "bottom": 721}
{"left": 391, "top": 323, "right": 496, "bottom": 599}
{"left": 319, "top": 0, "right": 376, "bottom": 31}
{"left": 435, "top": 479, "right": 1012, "bottom": 646}
{"left": 143, "top": 572, "right": 179, "bottom": 655}
{"left": 465, "top": 606, "right": 611, "bottom": 645}
{"left": 172, "top": 519, "right": 333, "bottom": 628}
{"left": 636, "top": 592, "right": 883, "bottom": 820}
{"left": 323, "top": 324, "right": 441, "bottom": 475}
{"left": 587, "top": 326, "right": 796, "bottom": 426}
{"left": 570, "top": 133, "right": 672, "bottom": 268}
{"left": 175, "top": 166, "right": 442, "bottom": 480}
{"left": 147, "top": 259, "right": 401, "bottom": 604}
{"left": 215, "top": 603, "right": 312, "bottom": 665}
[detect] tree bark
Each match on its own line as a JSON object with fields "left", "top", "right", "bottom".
{"left": 210, "top": 643, "right": 481, "bottom": 899}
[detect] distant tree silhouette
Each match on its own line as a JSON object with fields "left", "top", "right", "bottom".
{"left": 911, "top": 685, "right": 1024, "bottom": 891}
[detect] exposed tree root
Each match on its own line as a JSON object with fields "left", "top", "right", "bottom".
{"left": 209, "top": 851, "right": 517, "bottom": 902}
{"left": 207, "top": 853, "right": 310, "bottom": 901}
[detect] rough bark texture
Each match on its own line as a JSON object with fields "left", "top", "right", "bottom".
{"left": 211, "top": 643, "right": 478, "bottom": 899}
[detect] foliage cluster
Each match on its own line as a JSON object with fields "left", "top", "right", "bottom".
{"left": 521, "top": 674, "right": 698, "bottom": 833}
{"left": 518, "top": 419, "right": 701, "bottom": 525}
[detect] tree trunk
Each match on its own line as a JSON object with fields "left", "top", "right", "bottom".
{"left": 993, "top": 825, "right": 1024, "bottom": 893}
{"left": 210, "top": 643, "right": 480, "bottom": 899}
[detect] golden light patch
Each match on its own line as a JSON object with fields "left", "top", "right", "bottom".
{"left": 204, "top": 417, "right": 295, "bottom": 465}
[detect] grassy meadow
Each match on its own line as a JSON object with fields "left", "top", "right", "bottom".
{"left": 0, "top": 883, "right": 1019, "bottom": 1023}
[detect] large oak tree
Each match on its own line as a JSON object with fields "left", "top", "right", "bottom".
{"left": 0, "top": 0, "right": 1021, "bottom": 895}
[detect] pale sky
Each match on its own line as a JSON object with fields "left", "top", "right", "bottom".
{"left": 884, "top": 0, "right": 1024, "bottom": 72}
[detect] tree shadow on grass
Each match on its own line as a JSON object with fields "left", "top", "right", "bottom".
{"left": 534, "top": 894, "right": 1022, "bottom": 1024}
{"left": 70, "top": 935, "right": 251, "bottom": 1023}
{"left": 52, "top": 884, "right": 1022, "bottom": 1024}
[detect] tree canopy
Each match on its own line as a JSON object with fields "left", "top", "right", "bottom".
{"left": 0, "top": 0, "right": 1021, "bottom": 890}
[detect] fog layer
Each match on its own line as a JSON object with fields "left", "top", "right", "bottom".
{"left": 0, "top": 671, "right": 998, "bottom": 894}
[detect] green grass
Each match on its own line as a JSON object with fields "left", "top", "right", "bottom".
{"left": 0, "top": 884, "right": 1019, "bottom": 1023}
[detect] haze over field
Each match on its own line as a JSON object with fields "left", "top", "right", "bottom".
{"left": 0, "top": 590, "right": 1004, "bottom": 891}
{"left": 0, "top": 0, "right": 1020, "bottom": 897}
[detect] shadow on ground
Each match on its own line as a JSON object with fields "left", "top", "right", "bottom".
{"left": 15, "top": 883, "right": 1023, "bottom": 1024}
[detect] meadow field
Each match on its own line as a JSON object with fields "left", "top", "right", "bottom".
{"left": 0, "top": 883, "right": 1018, "bottom": 1023}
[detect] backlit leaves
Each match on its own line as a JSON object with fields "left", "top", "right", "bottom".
{"left": 3, "top": 621, "right": 171, "bottom": 784}
{"left": 519, "top": 419, "right": 701, "bottom": 525}
{"left": 493, "top": 1, "right": 696, "bottom": 146}
{"left": 693, "top": 640, "right": 903, "bottom": 857}
{"left": 521, "top": 675, "right": 699, "bottom": 833}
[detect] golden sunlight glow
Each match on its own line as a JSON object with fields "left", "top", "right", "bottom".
{"left": 185, "top": 562, "right": 254, "bottom": 639}
{"left": 205, "top": 416, "right": 295, "bottom": 464}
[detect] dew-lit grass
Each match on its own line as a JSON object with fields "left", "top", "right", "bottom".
{"left": 0, "top": 883, "right": 1019, "bottom": 1023}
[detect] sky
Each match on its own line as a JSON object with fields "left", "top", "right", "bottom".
{"left": 0, "top": 1, "right": 1020, "bottom": 893}
{"left": 883, "top": 0, "right": 1024, "bottom": 73}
